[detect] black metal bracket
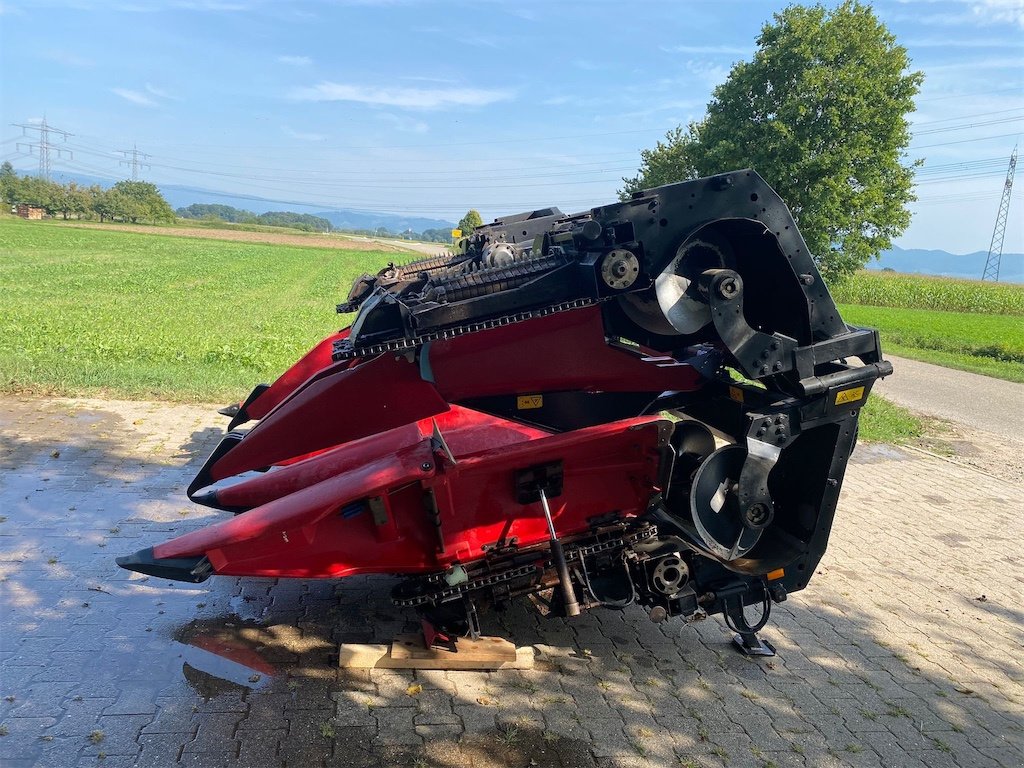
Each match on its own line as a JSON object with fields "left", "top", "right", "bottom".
{"left": 227, "top": 383, "right": 270, "bottom": 430}
{"left": 513, "top": 461, "right": 564, "bottom": 504}
{"left": 699, "top": 269, "right": 798, "bottom": 380}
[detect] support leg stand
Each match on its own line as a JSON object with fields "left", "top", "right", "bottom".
{"left": 732, "top": 631, "right": 776, "bottom": 657}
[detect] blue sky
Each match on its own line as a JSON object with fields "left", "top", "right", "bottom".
{"left": 1, "top": 0, "right": 1022, "bottom": 253}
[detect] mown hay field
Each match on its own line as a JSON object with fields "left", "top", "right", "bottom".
{"left": 0, "top": 216, "right": 387, "bottom": 401}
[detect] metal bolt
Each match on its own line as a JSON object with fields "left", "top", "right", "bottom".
{"left": 744, "top": 503, "right": 771, "bottom": 528}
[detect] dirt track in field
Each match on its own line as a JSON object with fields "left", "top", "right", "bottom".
{"left": 52, "top": 220, "right": 415, "bottom": 252}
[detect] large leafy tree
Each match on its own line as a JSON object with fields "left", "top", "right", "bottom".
{"left": 457, "top": 209, "right": 483, "bottom": 234}
{"left": 53, "top": 181, "right": 91, "bottom": 220}
{"left": 622, "top": 1, "right": 922, "bottom": 281}
{"left": 0, "top": 161, "right": 18, "bottom": 205}
{"left": 18, "top": 176, "right": 63, "bottom": 213}
{"left": 107, "top": 180, "right": 175, "bottom": 223}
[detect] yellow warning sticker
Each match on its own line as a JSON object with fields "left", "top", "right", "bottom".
{"left": 835, "top": 386, "right": 865, "bottom": 405}
{"left": 451, "top": 228, "right": 462, "bottom": 238}
{"left": 516, "top": 395, "right": 543, "bottom": 410}
{"left": 728, "top": 386, "right": 744, "bottom": 403}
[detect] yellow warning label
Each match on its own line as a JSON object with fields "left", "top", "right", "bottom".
{"left": 516, "top": 395, "right": 543, "bottom": 410}
{"left": 835, "top": 386, "right": 865, "bottom": 405}
{"left": 728, "top": 386, "right": 744, "bottom": 403}
{"left": 451, "top": 228, "right": 462, "bottom": 238}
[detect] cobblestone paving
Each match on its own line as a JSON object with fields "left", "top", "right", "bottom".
{"left": 1, "top": 396, "right": 1021, "bottom": 768}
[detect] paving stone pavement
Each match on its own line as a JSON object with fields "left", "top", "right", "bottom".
{"left": 0, "top": 396, "right": 1021, "bottom": 768}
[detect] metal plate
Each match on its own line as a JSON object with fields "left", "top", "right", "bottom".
{"left": 690, "top": 445, "right": 762, "bottom": 561}
{"left": 600, "top": 249, "right": 640, "bottom": 290}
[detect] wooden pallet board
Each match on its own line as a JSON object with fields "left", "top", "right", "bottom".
{"left": 339, "top": 633, "right": 534, "bottom": 670}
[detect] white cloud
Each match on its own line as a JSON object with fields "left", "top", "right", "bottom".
{"left": 145, "top": 82, "right": 179, "bottom": 100}
{"left": 401, "top": 75, "right": 459, "bottom": 84}
{"left": 905, "top": 36, "right": 1022, "bottom": 47}
{"left": 289, "top": 82, "right": 513, "bottom": 110}
{"left": 683, "top": 59, "right": 731, "bottom": 89}
{"left": 112, "top": 0, "right": 257, "bottom": 10}
{"left": 925, "top": 55, "right": 1024, "bottom": 72}
{"left": 507, "top": 7, "right": 536, "bottom": 21}
{"left": 376, "top": 113, "right": 428, "bottom": 133}
{"left": 971, "top": 0, "right": 1024, "bottom": 27}
{"left": 662, "top": 44, "right": 750, "bottom": 56}
{"left": 173, "top": 1, "right": 255, "bottom": 10}
{"left": 112, "top": 88, "right": 158, "bottom": 107}
{"left": 277, "top": 54, "right": 311, "bottom": 66}
{"left": 890, "top": 0, "right": 1024, "bottom": 27}
{"left": 282, "top": 126, "right": 327, "bottom": 141}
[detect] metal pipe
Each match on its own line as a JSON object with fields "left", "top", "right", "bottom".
{"left": 539, "top": 489, "right": 580, "bottom": 617}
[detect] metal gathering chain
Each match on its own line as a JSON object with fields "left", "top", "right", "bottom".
{"left": 391, "top": 523, "right": 657, "bottom": 608}
{"left": 392, "top": 563, "right": 540, "bottom": 608}
{"left": 332, "top": 297, "right": 601, "bottom": 362}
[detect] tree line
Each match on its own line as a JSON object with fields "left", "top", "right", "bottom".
{"left": 178, "top": 202, "right": 462, "bottom": 243}
{"left": 176, "top": 203, "right": 333, "bottom": 232}
{"left": 1, "top": 163, "right": 476, "bottom": 244}
{"left": 1, "top": 162, "right": 176, "bottom": 224}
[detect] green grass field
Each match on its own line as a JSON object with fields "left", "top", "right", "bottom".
{"left": 831, "top": 269, "right": 1024, "bottom": 315}
{"left": 834, "top": 270, "right": 1024, "bottom": 383}
{"left": 6, "top": 217, "right": 999, "bottom": 444}
{"left": 0, "top": 216, "right": 384, "bottom": 400}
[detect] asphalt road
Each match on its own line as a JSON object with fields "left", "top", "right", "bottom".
{"left": 875, "top": 355, "right": 1024, "bottom": 441}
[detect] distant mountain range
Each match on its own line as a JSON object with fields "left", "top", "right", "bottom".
{"left": 44, "top": 170, "right": 455, "bottom": 234}
{"left": 869, "top": 246, "right": 1024, "bottom": 283}
{"left": 34, "top": 169, "right": 1024, "bottom": 281}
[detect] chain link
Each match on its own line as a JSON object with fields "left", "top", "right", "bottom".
{"left": 392, "top": 523, "right": 657, "bottom": 608}
{"left": 332, "top": 298, "right": 601, "bottom": 362}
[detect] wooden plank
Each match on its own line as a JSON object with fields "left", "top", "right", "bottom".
{"left": 339, "top": 634, "right": 534, "bottom": 670}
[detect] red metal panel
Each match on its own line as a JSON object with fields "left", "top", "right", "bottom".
{"left": 153, "top": 417, "right": 667, "bottom": 579}
{"left": 155, "top": 441, "right": 436, "bottom": 564}
{"left": 245, "top": 328, "right": 350, "bottom": 421}
{"left": 209, "top": 353, "right": 449, "bottom": 481}
{"left": 427, "top": 307, "right": 705, "bottom": 402}
{"left": 212, "top": 406, "right": 550, "bottom": 511}
{"left": 429, "top": 417, "right": 665, "bottom": 563}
